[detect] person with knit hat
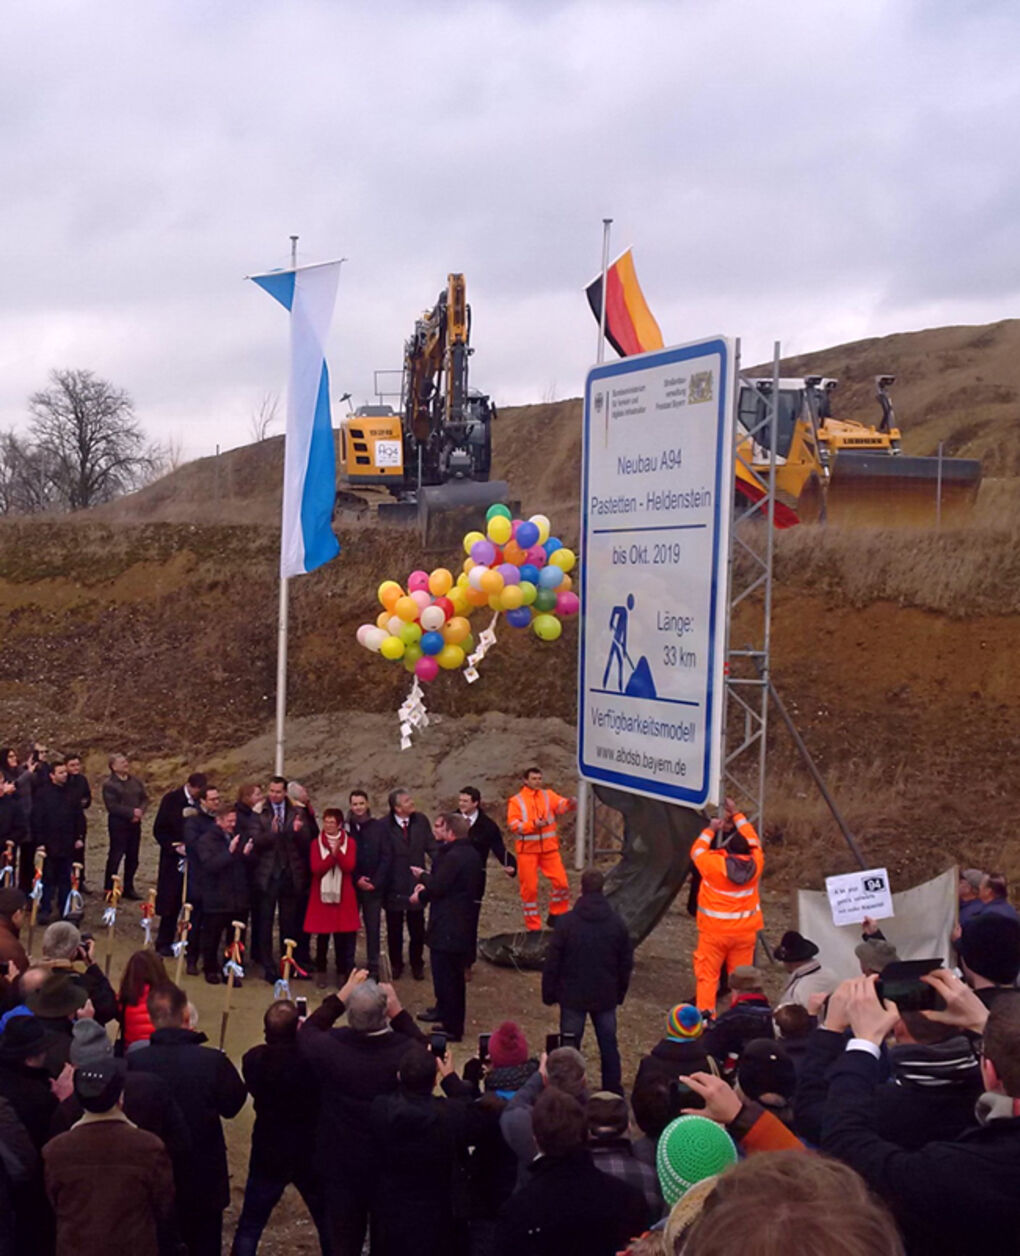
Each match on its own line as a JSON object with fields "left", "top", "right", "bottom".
{"left": 957, "top": 913, "right": 1020, "bottom": 1009}
{"left": 633, "top": 1004, "right": 713, "bottom": 1094}
{"left": 655, "top": 1113, "right": 738, "bottom": 1209}
{"left": 44, "top": 1057, "right": 175, "bottom": 1256}
{"left": 484, "top": 1020, "right": 539, "bottom": 1098}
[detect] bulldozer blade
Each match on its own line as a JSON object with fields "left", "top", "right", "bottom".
{"left": 417, "top": 480, "right": 518, "bottom": 551}
{"left": 479, "top": 785, "right": 704, "bottom": 969}
{"left": 376, "top": 500, "right": 420, "bottom": 527}
{"left": 799, "top": 452, "right": 982, "bottom": 526}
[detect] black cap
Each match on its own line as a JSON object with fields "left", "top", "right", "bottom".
{"left": 73, "top": 1058, "right": 125, "bottom": 1113}
{"left": 958, "top": 914, "right": 1020, "bottom": 985}
{"left": 0, "top": 1014, "right": 48, "bottom": 1061}
{"left": 737, "top": 1039, "right": 797, "bottom": 1107}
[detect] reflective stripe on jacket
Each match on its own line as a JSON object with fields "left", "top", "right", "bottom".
{"left": 691, "top": 813, "right": 763, "bottom": 931}
{"left": 507, "top": 787, "right": 571, "bottom": 849}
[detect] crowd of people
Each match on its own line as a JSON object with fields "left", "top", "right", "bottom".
{"left": 0, "top": 742, "right": 1019, "bottom": 1256}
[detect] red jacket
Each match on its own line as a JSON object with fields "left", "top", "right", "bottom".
{"left": 121, "top": 984, "right": 156, "bottom": 1047}
{"left": 304, "top": 832, "right": 359, "bottom": 934}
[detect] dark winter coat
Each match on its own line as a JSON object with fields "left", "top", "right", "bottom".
{"left": 632, "top": 1038, "right": 714, "bottom": 1093}
{"left": 101, "top": 774, "right": 147, "bottom": 823}
{"left": 703, "top": 993, "right": 775, "bottom": 1074}
{"left": 30, "top": 781, "right": 80, "bottom": 860}
{"left": 541, "top": 890, "right": 633, "bottom": 1012}
{"left": 0, "top": 1095, "right": 37, "bottom": 1256}
{"left": 369, "top": 1089, "right": 470, "bottom": 1254}
{"left": 194, "top": 825, "right": 252, "bottom": 915}
{"left": 252, "top": 801, "right": 313, "bottom": 895}
{"left": 152, "top": 785, "right": 196, "bottom": 915}
{"left": 241, "top": 1038, "right": 321, "bottom": 1179}
{"left": 44, "top": 1114, "right": 174, "bottom": 1256}
{"left": 0, "top": 1059, "right": 56, "bottom": 1150}
{"left": 182, "top": 808, "right": 218, "bottom": 906}
{"left": 494, "top": 1146, "right": 648, "bottom": 1256}
{"left": 467, "top": 808, "right": 516, "bottom": 893}
{"left": 820, "top": 1047, "right": 1020, "bottom": 1255}
{"left": 0, "top": 793, "right": 27, "bottom": 851}
{"left": 50, "top": 1069, "right": 191, "bottom": 1172}
{"left": 420, "top": 838, "right": 484, "bottom": 955}
{"left": 354, "top": 815, "right": 392, "bottom": 893}
{"left": 63, "top": 774, "right": 91, "bottom": 842}
{"left": 383, "top": 812, "right": 437, "bottom": 911}
{"left": 127, "top": 1026, "right": 246, "bottom": 1212}
{"left": 298, "top": 993, "right": 425, "bottom": 1176}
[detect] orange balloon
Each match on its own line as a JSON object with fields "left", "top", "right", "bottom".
{"left": 443, "top": 616, "right": 471, "bottom": 644}
{"left": 465, "top": 586, "right": 490, "bottom": 607}
{"left": 503, "top": 540, "right": 526, "bottom": 566}
{"left": 376, "top": 610, "right": 391, "bottom": 629}
{"left": 480, "top": 568, "right": 504, "bottom": 595}
{"left": 394, "top": 595, "right": 419, "bottom": 623}
{"left": 379, "top": 581, "right": 403, "bottom": 611}
{"left": 559, "top": 573, "right": 572, "bottom": 592}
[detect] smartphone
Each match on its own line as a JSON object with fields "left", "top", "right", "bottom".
{"left": 478, "top": 1032, "right": 492, "bottom": 1063}
{"left": 545, "top": 1032, "right": 561, "bottom": 1055}
{"left": 669, "top": 1079, "right": 705, "bottom": 1115}
{"left": 429, "top": 1031, "right": 448, "bottom": 1059}
{"left": 295, "top": 996, "right": 309, "bottom": 1018}
{"left": 876, "top": 958, "right": 944, "bottom": 1013}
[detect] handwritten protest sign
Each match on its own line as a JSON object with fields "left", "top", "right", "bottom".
{"left": 825, "top": 867, "right": 894, "bottom": 927}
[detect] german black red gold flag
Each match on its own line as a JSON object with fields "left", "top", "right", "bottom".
{"left": 585, "top": 248, "right": 664, "bottom": 357}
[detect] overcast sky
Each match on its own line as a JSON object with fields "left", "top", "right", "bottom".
{"left": 2, "top": 1, "right": 1019, "bottom": 458}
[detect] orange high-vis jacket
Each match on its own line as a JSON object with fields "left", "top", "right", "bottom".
{"left": 507, "top": 787, "right": 573, "bottom": 853}
{"left": 691, "top": 812, "right": 763, "bottom": 932}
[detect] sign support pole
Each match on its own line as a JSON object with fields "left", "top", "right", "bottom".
{"left": 273, "top": 233, "right": 298, "bottom": 777}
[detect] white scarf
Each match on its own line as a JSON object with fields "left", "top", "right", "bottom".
{"left": 319, "top": 832, "right": 347, "bottom": 904}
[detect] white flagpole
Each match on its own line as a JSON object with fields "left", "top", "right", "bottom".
{"left": 576, "top": 217, "right": 613, "bottom": 873}
{"left": 274, "top": 233, "right": 299, "bottom": 778}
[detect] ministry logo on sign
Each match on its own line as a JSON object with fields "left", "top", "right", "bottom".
{"left": 594, "top": 390, "right": 605, "bottom": 416}
{"left": 689, "top": 370, "right": 714, "bottom": 404}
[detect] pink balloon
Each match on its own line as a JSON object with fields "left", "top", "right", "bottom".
{"left": 556, "top": 591, "right": 580, "bottom": 616}
{"left": 415, "top": 656, "right": 439, "bottom": 683}
{"left": 410, "top": 589, "right": 432, "bottom": 611}
{"left": 511, "top": 519, "right": 523, "bottom": 537}
{"left": 526, "top": 546, "right": 547, "bottom": 568}
{"left": 407, "top": 570, "right": 430, "bottom": 593}
{"left": 497, "top": 563, "right": 521, "bottom": 585}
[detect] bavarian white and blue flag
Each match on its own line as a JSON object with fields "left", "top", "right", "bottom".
{"left": 250, "top": 259, "right": 342, "bottom": 578}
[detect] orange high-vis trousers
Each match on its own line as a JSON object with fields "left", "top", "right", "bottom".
{"left": 693, "top": 928, "right": 757, "bottom": 1013}
{"left": 517, "top": 846, "right": 570, "bottom": 930}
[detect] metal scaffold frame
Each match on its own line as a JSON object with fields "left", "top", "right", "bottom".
{"left": 722, "top": 340, "right": 781, "bottom": 830}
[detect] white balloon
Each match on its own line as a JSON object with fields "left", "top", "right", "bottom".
{"left": 468, "top": 565, "right": 489, "bottom": 591}
{"left": 356, "top": 624, "right": 374, "bottom": 648}
{"left": 387, "top": 615, "right": 404, "bottom": 636}
{"left": 365, "top": 627, "right": 388, "bottom": 652}
{"left": 420, "top": 605, "right": 445, "bottom": 631}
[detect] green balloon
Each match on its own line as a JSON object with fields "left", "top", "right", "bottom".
{"left": 532, "top": 613, "right": 562, "bottom": 641}
{"left": 485, "top": 503, "right": 512, "bottom": 521}
{"left": 534, "top": 587, "right": 557, "bottom": 612}
{"left": 519, "top": 580, "right": 537, "bottom": 606}
{"left": 461, "top": 633, "right": 475, "bottom": 655}
{"left": 399, "top": 621, "right": 422, "bottom": 645}
{"left": 403, "top": 642, "right": 423, "bottom": 665}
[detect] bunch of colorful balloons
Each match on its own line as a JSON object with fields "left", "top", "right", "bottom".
{"left": 356, "top": 506, "right": 579, "bottom": 684}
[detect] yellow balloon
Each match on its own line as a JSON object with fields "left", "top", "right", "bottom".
{"left": 437, "top": 643, "right": 465, "bottom": 670}
{"left": 378, "top": 580, "right": 403, "bottom": 611}
{"left": 550, "top": 547, "right": 576, "bottom": 572}
{"left": 486, "top": 514, "right": 512, "bottom": 545}
{"left": 395, "top": 595, "right": 419, "bottom": 622}
{"left": 444, "top": 615, "right": 471, "bottom": 644}
{"left": 500, "top": 585, "right": 524, "bottom": 611}
{"left": 463, "top": 557, "right": 476, "bottom": 573}
{"left": 380, "top": 635, "right": 406, "bottom": 660}
{"left": 480, "top": 568, "right": 504, "bottom": 594}
{"left": 448, "top": 587, "right": 469, "bottom": 614}
{"left": 376, "top": 610, "right": 391, "bottom": 629}
{"left": 463, "top": 530, "right": 485, "bottom": 556}
{"left": 529, "top": 514, "right": 551, "bottom": 544}
{"left": 487, "top": 593, "right": 503, "bottom": 611}
{"left": 428, "top": 567, "right": 453, "bottom": 597}
{"left": 456, "top": 572, "right": 470, "bottom": 588}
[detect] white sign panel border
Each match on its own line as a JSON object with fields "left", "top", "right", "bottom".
{"left": 578, "top": 336, "right": 734, "bottom": 808}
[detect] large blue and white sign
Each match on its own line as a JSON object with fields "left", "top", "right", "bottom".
{"left": 578, "top": 337, "right": 734, "bottom": 807}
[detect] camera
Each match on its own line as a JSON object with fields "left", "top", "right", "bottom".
{"left": 875, "top": 959, "right": 944, "bottom": 1014}
{"left": 429, "top": 1031, "right": 448, "bottom": 1059}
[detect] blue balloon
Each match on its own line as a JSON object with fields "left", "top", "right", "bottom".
{"left": 516, "top": 520, "right": 540, "bottom": 549}
{"left": 538, "top": 565, "right": 564, "bottom": 589}
{"left": 506, "top": 607, "right": 532, "bottom": 629}
{"left": 519, "top": 563, "right": 539, "bottom": 585}
{"left": 420, "top": 631, "right": 445, "bottom": 656}
{"left": 545, "top": 536, "right": 563, "bottom": 555}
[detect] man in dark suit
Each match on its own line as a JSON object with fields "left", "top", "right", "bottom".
{"left": 382, "top": 789, "right": 435, "bottom": 980}
{"left": 410, "top": 812, "right": 483, "bottom": 1041}
{"left": 458, "top": 786, "right": 516, "bottom": 894}
{"left": 152, "top": 772, "right": 207, "bottom": 955}
{"left": 252, "top": 776, "right": 313, "bottom": 982}
{"left": 31, "top": 758, "right": 81, "bottom": 924}
{"left": 350, "top": 791, "right": 391, "bottom": 980}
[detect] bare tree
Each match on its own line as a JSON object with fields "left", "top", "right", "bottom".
{"left": 28, "top": 369, "right": 158, "bottom": 510}
{"left": 249, "top": 393, "right": 279, "bottom": 443}
{"left": 0, "top": 429, "right": 61, "bottom": 514}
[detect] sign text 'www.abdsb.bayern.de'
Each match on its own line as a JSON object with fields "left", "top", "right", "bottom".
{"left": 578, "top": 338, "right": 734, "bottom": 806}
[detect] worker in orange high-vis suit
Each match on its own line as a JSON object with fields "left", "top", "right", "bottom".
{"left": 691, "top": 796, "right": 764, "bottom": 1014}
{"left": 506, "top": 767, "right": 577, "bottom": 931}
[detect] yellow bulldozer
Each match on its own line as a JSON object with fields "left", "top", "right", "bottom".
{"left": 735, "top": 374, "right": 982, "bottom": 525}
{"left": 338, "top": 273, "right": 512, "bottom": 547}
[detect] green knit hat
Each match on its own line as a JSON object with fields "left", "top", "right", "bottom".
{"left": 656, "top": 1115, "right": 738, "bottom": 1207}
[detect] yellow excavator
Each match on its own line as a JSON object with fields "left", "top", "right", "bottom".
{"left": 338, "top": 273, "right": 511, "bottom": 546}
{"left": 735, "top": 374, "right": 982, "bottom": 525}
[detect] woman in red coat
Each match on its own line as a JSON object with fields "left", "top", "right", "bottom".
{"left": 304, "top": 807, "right": 359, "bottom": 988}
